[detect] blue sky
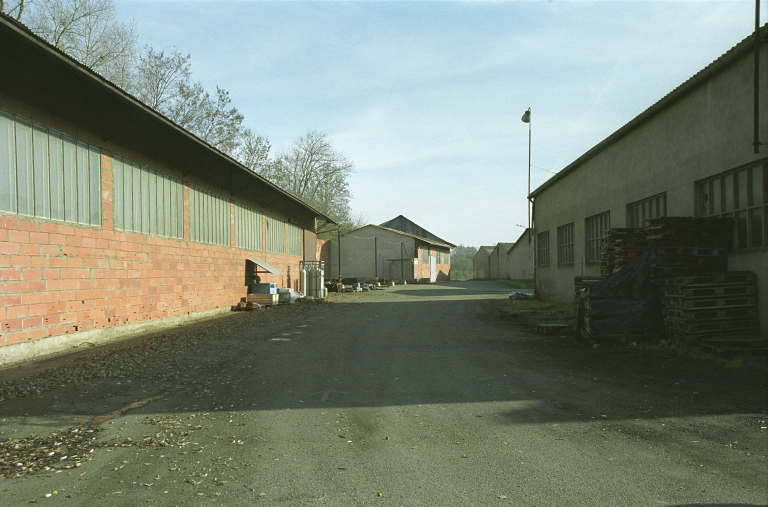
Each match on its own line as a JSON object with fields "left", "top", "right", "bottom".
{"left": 115, "top": 0, "right": 762, "bottom": 248}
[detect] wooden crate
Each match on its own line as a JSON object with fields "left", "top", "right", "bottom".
{"left": 246, "top": 293, "right": 279, "bottom": 306}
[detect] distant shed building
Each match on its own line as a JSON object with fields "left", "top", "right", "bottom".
{"left": 0, "top": 14, "right": 333, "bottom": 365}
{"left": 325, "top": 216, "right": 455, "bottom": 283}
{"left": 473, "top": 246, "right": 494, "bottom": 279}
{"left": 507, "top": 229, "right": 534, "bottom": 280}
{"left": 489, "top": 242, "right": 515, "bottom": 279}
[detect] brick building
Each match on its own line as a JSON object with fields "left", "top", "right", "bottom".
{"left": 323, "top": 217, "right": 455, "bottom": 283}
{"left": 0, "top": 15, "right": 333, "bottom": 364}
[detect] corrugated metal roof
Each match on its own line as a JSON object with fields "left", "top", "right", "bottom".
{"left": 344, "top": 224, "right": 455, "bottom": 249}
{"left": 530, "top": 24, "right": 767, "bottom": 199}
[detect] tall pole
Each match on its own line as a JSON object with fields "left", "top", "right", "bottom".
{"left": 337, "top": 228, "right": 342, "bottom": 282}
{"left": 400, "top": 242, "right": 404, "bottom": 285}
{"left": 527, "top": 110, "right": 532, "bottom": 229}
{"left": 374, "top": 236, "right": 378, "bottom": 282}
{"left": 755, "top": 0, "right": 762, "bottom": 153}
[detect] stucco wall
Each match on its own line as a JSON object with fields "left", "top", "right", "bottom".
{"left": 473, "top": 250, "right": 490, "bottom": 279}
{"left": 532, "top": 40, "right": 768, "bottom": 332}
{"left": 508, "top": 237, "right": 534, "bottom": 280}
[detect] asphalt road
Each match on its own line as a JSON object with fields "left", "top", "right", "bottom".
{"left": 1, "top": 280, "right": 766, "bottom": 506}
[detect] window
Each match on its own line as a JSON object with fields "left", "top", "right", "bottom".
{"left": 627, "top": 193, "right": 666, "bottom": 228}
{"left": 557, "top": 223, "right": 574, "bottom": 265}
{"left": 113, "top": 157, "right": 183, "bottom": 239}
{"left": 421, "top": 248, "right": 429, "bottom": 264}
{"left": 585, "top": 212, "right": 610, "bottom": 263}
{"left": 537, "top": 231, "right": 550, "bottom": 266}
{"left": 189, "top": 186, "right": 230, "bottom": 246}
{"left": 696, "top": 163, "right": 767, "bottom": 249}
{"left": 235, "top": 203, "right": 262, "bottom": 251}
{"left": 287, "top": 222, "right": 302, "bottom": 257}
{"left": 0, "top": 109, "right": 101, "bottom": 226}
{"left": 265, "top": 215, "right": 285, "bottom": 253}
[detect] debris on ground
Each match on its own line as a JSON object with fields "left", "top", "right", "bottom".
{"left": 508, "top": 292, "right": 534, "bottom": 300}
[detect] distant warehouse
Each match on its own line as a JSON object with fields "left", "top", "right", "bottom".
{"left": 530, "top": 25, "right": 768, "bottom": 331}
{"left": 0, "top": 14, "right": 333, "bottom": 365}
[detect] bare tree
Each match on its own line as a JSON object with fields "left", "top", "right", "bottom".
{"left": 129, "top": 45, "right": 191, "bottom": 111}
{"left": 25, "top": 0, "right": 136, "bottom": 87}
{"left": 235, "top": 129, "right": 272, "bottom": 173}
{"left": 262, "top": 130, "right": 356, "bottom": 230}
{"left": 1, "top": 0, "right": 26, "bottom": 20}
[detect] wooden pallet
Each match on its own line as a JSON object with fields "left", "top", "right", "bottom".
{"left": 662, "top": 306, "right": 758, "bottom": 322}
{"left": 662, "top": 295, "right": 758, "bottom": 309}
{"left": 665, "top": 271, "right": 757, "bottom": 286}
{"left": 246, "top": 293, "right": 279, "bottom": 306}
{"left": 664, "top": 284, "right": 757, "bottom": 298}
{"left": 664, "top": 318, "right": 760, "bottom": 334}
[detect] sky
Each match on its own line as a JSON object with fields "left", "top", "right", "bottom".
{"left": 113, "top": 0, "right": 763, "bottom": 248}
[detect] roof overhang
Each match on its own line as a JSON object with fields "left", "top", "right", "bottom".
{"left": 529, "top": 24, "right": 768, "bottom": 200}
{"left": 246, "top": 258, "right": 281, "bottom": 275}
{"left": 0, "top": 14, "right": 335, "bottom": 230}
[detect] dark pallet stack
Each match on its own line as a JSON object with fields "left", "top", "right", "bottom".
{"left": 646, "top": 216, "right": 733, "bottom": 275}
{"left": 599, "top": 228, "right": 646, "bottom": 275}
{"left": 662, "top": 271, "right": 762, "bottom": 348}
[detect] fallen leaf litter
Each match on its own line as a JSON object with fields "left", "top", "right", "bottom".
{"left": 0, "top": 299, "right": 329, "bottom": 480}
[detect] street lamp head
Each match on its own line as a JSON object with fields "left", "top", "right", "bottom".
{"left": 521, "top": 108, "right": 531, "bottom": 123}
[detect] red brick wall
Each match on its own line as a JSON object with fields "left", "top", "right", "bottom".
{"left": 413, "top": 246, "right": 451, "bottom": 281}
{"left": 0, "top": 152, "right": 306, "bottom": 350}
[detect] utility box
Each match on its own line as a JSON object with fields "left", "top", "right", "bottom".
{"left": 249, "top": 282, "right": 277, "bottom": 295}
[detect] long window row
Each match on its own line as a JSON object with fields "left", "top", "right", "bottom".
{"left": 1, "top": 111, "right": 309, "bottom": 252}
{"left": 113, "top": 157, "right": 183, "bottom": 238}
{"left": 697, "top": 162, "right": 767, "bottom": 249}
{"left": 0, "top": 109, "right": 101, "bottom": 226}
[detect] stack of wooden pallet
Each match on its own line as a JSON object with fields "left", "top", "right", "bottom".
{"left": 662, "top": 271, "right": 760, "bottom": 342}
{"left": 646, "top": 217, "right": 732, "bottom": 274}
{"left": 599, "top": 228, "right": 646, "bottom": 274}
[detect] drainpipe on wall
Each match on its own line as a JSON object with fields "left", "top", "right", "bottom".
{"left": 755, "top": 0, "right": 761, "bottom": 153}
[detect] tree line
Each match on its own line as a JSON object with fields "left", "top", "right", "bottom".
{"left": 1, "top": 0, "right": 364, "bottom": 234}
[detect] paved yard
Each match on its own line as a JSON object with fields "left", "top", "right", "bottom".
{"left": 0, "top": 280, "right": 766, "bottom": 505}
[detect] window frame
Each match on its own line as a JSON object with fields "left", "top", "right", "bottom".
{"left": 537, "top": 230, "right": 551, "bottom": 267}
{"left": 585, "top": 212, "right": 610, "bottom": 263}
{"left": 695, "top": 161, "right": 767, "bottom": 250}
{"left": 557, "top": 222, "right": 575, "bottom": 266}
{"left": 627, "top": 193, "right": 667, "bottom": 228}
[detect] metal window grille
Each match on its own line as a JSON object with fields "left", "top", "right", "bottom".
{"left": 235, "top": 203, "right": 263, "bottom": 251}
{"left": 557, "top": 223, "right": 574, "bottom": 265}
{"left": 287, "top": 222, "right": 302, "bottom": 257}
{"left": 189, "top": 185, "right": 230, "bottom": 246}
{"left": 585, "top": 212, "right": 610, "bottom": 263}
{"left": 537, "top": 231, "right": 550, "bottom": 266}
{"left": 0, "top": 109, "right": 101, "bottom": 225}
{"left": 696, "top": 162, "right": 767, "bottom": 249}
{"left": 265, "top": 215, "right": 285, "bottom": 253}
{"left": 627, "top": 193, "right": 667, "bottom": 228}
{"left": 112, "top": 156, "right": 183, "bottom": 239}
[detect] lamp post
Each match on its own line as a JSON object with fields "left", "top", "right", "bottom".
{"left": 521, "top": 107, "right": 531, "bottom": 229}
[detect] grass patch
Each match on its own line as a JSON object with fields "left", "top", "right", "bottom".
{"left": 495, "top": 298, "right": 576, "bottom": 331}
{"left": 498, "top": 279, "right": 536, "bottom": 290}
